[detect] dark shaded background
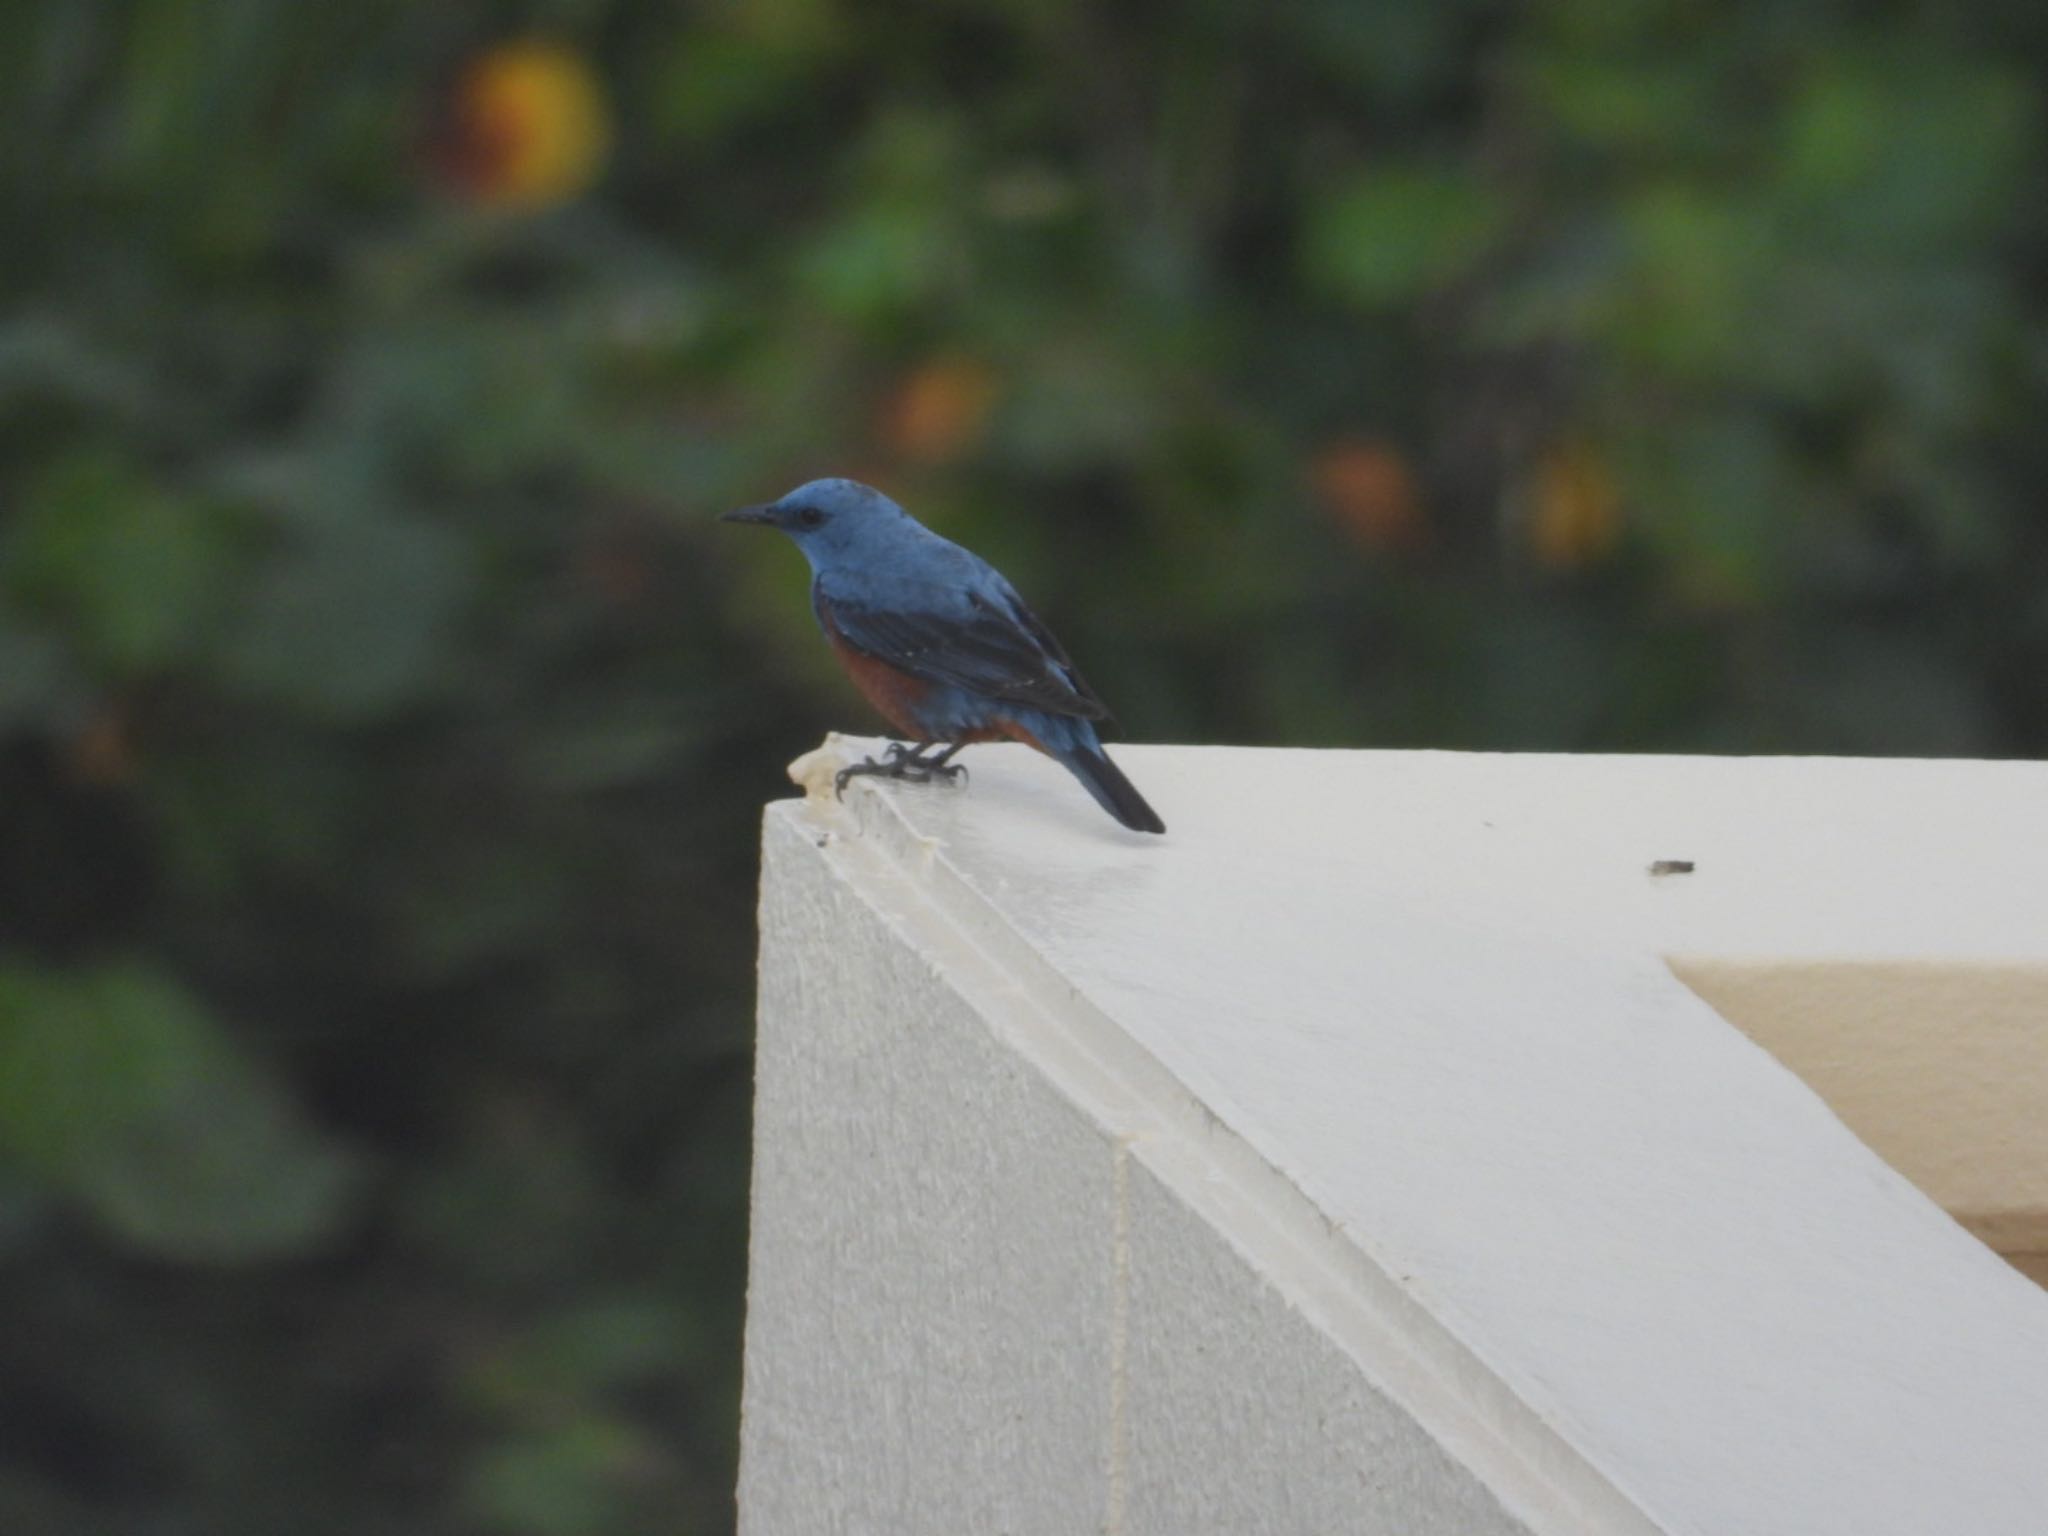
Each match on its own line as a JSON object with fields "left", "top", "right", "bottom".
{"left": 5, "top": 1, "right": 2048, "bottom": 1531}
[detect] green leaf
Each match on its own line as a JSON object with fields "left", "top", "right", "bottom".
{"left": 0, "top": 962, "right": 361, "bottom": 1262}
{"left": 466, "top": 1298, "right": 699, "bottom": 1413}
{"left": 1615, "top": 185, "right": 1772, "bottom": 381}
{"left": 649, "top": 30, "right": 829, "bottom": 146}
{"left": 7, "top": 452, "right": 245, "bottom": 677}
{"left": 1619, "top": 414, "right": 1800, "bottom": 607}
{"left": 1302, "top": 165, "right": 1503, "bottom": 308}
{"left": 463, "top": 1418, "right": 656, "bottom": 1536}
{"left": 796, "top": 203, "right": 952, "bottom": 321}
{"left": 1775, "top": 55, "right": 2032, "bottom": 252}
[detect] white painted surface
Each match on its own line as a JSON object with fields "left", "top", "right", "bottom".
{"left": 738, "top": 741, "right": 2048, "bottom": 1535}
{"left": 1116, "top": 1153, "right": 1541, "bottom": 1536}
{"left": 740, "top": 817, "right": 1119, "bottom": 1534}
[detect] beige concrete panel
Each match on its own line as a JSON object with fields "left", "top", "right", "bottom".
{"left": 2009, "top": 1253, "right": 2048, "bottom": 1286}
{"left": 1676, "top": 960, "right": 2048, "bottom": 1252}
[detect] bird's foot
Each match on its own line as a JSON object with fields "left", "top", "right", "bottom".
{"left": 834, "top": 742, "right": 967, "bottom": 799}
{"left": 893, "top": 741, "right": 968, "bottom": 785}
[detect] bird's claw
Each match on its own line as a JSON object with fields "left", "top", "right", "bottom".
{"left": 832, "top": 744, "right": 966, "bottom": 800}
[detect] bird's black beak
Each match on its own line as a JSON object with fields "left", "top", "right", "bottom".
{"left": 720, "top": 502, "right": 780, "bottom": 527}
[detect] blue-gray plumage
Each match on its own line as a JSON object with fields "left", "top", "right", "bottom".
{"left": 722, "top": 479, "right": 1165, "bottom": 833}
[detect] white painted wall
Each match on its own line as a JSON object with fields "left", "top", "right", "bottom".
{"left": 739, "top": 741, "right": 2048, "bottom": 1535}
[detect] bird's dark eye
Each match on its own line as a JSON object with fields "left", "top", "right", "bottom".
{"left": 795, "top": 506, "right": 827, "bottom": 529}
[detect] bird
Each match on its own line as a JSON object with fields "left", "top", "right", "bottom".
{"left": 722, "top": 478, "right": 1165, "bottom": 834}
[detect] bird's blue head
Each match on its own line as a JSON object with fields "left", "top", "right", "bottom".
{"left": 720, "top": 478, "right": 913, "bottom": 570}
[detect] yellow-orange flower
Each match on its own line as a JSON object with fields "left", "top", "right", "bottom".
{"left": 1310, "top": 438, "right": 1427, "bottom": 554}
{"left": 882, "top": 358, "right": 1001, "bottom": 465}
{"left": 1529, "top": 440, "right": 1622, "bottom": 568}
{"left": 439, "top": 41, "right": 611, "bottom": 211}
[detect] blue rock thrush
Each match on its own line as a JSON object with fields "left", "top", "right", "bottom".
{"left": 723, "top": 479, "right": 1165, "bottom": 833}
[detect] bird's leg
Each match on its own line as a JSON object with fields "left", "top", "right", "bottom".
{"left": 834, "top": 741, "right": 967, "bottom": 798}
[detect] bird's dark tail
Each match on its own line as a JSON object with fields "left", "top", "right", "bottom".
{"left": 1060, "top": 743, "right": 1166, "bottom": 834}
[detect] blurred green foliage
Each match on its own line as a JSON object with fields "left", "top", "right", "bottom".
{"left": 4, "top": 0, "right": 2048, "bottom": 1531}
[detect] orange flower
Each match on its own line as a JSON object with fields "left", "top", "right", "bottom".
{"left": 437, "top": 41, "right": 611, "bottom": 211}
{"left": 1310, "top": 438, "right": 1427, "bottom": 553}
{"left": 1529, "top": 440, "right": 1622, "bottom": 568}
{"left": 882, "top": 357, "right": 1001, "bottom": 465}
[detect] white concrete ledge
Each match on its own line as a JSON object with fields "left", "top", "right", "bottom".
{"left": 738, "top": 741, "right": 2048, "bottom": 1535}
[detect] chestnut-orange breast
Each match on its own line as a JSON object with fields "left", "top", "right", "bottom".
{"left": 823, "top": 625, "right": 934, "bottom": 738}
{"left": 818, "top": 608, "right": 1028, "bottom": 750}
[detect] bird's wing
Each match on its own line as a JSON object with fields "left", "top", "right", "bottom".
{"left": 815, "top": 577, "right": 1111, "bottom": 721}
